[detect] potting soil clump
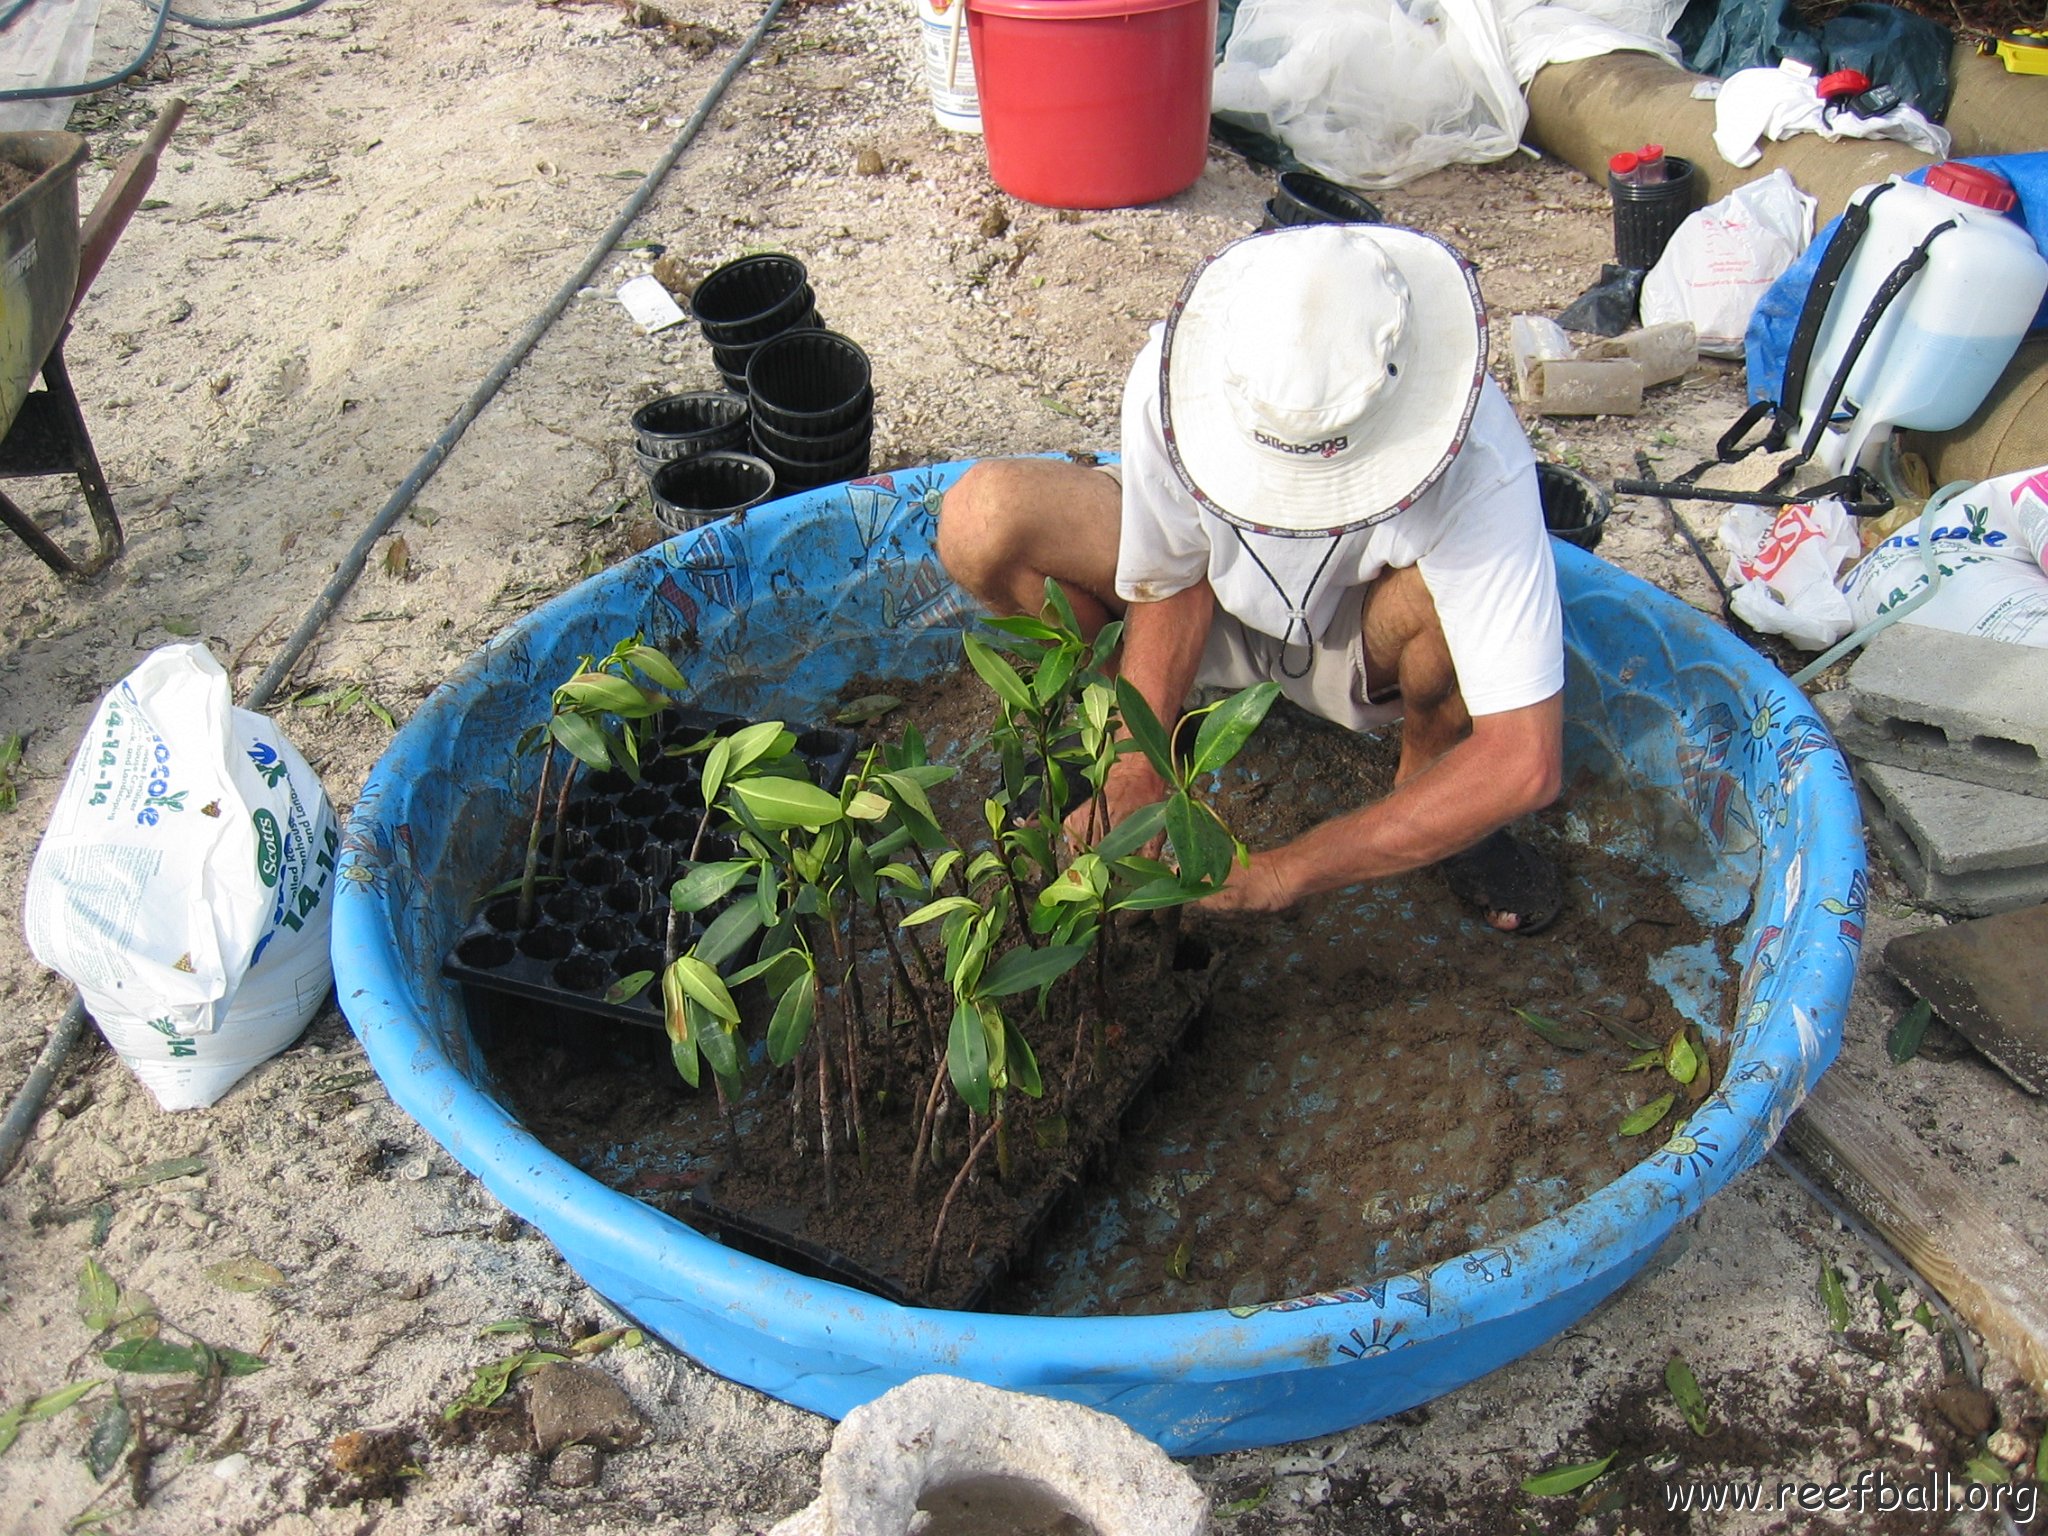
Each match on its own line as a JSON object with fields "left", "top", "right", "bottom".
{"left": 471, "top": 656, "right": 1728, "bottom": 1314}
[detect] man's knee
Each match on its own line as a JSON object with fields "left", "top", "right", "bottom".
{"left": 937, "top": 460, "right": 1028, "bottom": 589}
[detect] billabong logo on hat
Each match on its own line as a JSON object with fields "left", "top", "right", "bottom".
{"left": 1254, "top": 430, "right": 1349, "bottom": 459}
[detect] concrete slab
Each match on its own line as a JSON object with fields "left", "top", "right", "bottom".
{"left": 1859, "top": 762, "right": 2048, "bottom": 916}
{"left": 1824, "top": 628, "right": 2048, "bottom": 799}
{"left": 1886, "top": 906, "right": 2048, "bottom": 1094}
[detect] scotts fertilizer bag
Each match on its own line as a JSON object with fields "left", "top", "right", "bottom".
{"left": 24, "top": 644, "right": 339, "bottom": 1110}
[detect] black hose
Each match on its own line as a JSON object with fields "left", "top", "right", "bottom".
{"left": 165, "top": 0, "right": 332, "bottom": 31}
{"left": 0, "top": 0, "right": 789, "bottom": 1180}
{"left": 0, "top": 0, "right": 172, "bottom": 102}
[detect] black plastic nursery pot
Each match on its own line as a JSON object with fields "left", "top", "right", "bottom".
{"left": 1536, "top": 461, "right": 1611, "bottom": 551}
{"left": 1609, "top": 156, "right": 1699, "bottom": 272}
{"left": 757, "top": 437, "right": 871, "bottom": 491}
{"left": 631, "top": 391, "right": 751, "bottom": 461}
{"left": 751, "top": 411, "right": 872, "bottom": 465}
{"left": 1271, "top": 170, "right": 1382, "bottom": 226}
{"left": 649, "top": 450, "right": 777, "bottom": 532}
{"left": 691, "top": 253, "right": 814, "bottom": 346}
{"left": 746, "top": 329, "right": 874, "bottom": 435}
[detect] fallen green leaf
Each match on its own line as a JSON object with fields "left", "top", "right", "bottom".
{"left": 205, "top": 1257, "right": 285, "bottom": 1294}
{"left": 84, "top": 1396, "right": 130, "bottom": 1480}
{"left": 87, "top": 1203, "right": 114, "bottom": 1247}
{"left": 1819, "top": 1264, "right": 1852, "bottom": 1333}
{"left": 1664, "top": 1028, "right": 1700, "bottom": 1085}
{"left": 442, "top": 1349, "right": 568, "bottom": 1420}
{"left": 832, "top": 694, "right": 902, "bottom": 726}
{"left": 101, "top": 1338, "right": 206, "bottom": 1375}
{"left": 1512, "top": 1006, "right": 1596, "bottom": 1053}
{"left": 1583, "top": 1009, "right": 1659, "bottom": 1052}
{"left": 478, "top": 1317, "right": 550, "bottom": 1337}
{"left": 1665, "top": 1353, "right": 1710, "bottom": 1436}
{"left": 112, "top": 1156, "right": 207, "bottom": 1191}
{"left": 568, "top": 1326, "right": 641, "bottom": 1357}
{"left": 1619, "top": 1094, "right": 1675, "bottom": 1136}
{"left": 1962, "top": 1452, "right": 2009, "bottom": 1485}
{"left": 79, "top": 1258, "right": 119, "bottom": 1331}
{"left": 1217, "top": 1485, "right": 1273, "bottom": 1516}
{"left": 0, "top": 733, "right": 21, "bottom": 813}
{"left": 1874, "top": 1277, "right": 1899, "bottom": 1324}
{"left": 1032, "top": 1114, "right": 1069, "bottom": 1150}
{"left": 217, "top": 1348, "right": 269, "bottom": 1377}
{"left": 1887, "top": 999, "right": 1932, "bottom": 1065}
{"left": 1521, "top": 1451, "right": 1616, "bottom": 1497}
{"left": 162, "top": 617, "right": 198, "bottom": 637}
{"left": 1913, "top": 1300, "right": 1937, "bottom": 1332}
{"left": 1166, "top": 1239, "right": 1192, "bottom": 1283}
{"left": 1623, "top": 1049, "right": 1662, "bottom": 1072}
{"left": 1038, "top": 395, "right": 1077, "bottom": 418}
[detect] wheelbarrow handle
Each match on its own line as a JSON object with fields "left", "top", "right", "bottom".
{"left": 72, "top": 97, "right": 187, "bottom": 317}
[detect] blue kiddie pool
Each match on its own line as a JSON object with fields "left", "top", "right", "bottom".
{"left": 332, "top": 460, "right": 1865, "bottom": 1454}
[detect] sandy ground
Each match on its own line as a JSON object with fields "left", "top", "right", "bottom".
{"left": 0, "top": 0, "right": 2044, "bottom": 1530}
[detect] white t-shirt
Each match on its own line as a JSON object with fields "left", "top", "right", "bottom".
{"left": 1114, "top": 326, "right": 1565, "bottom": 719}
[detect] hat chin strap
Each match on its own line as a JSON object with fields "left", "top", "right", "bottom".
{"left": 1231, "top": 526, "right": 1347, "bottom": 679}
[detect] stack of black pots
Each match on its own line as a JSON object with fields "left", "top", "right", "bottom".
{"left": 689, "top": 254, "right": 820, "bottom": 393}
{"left": 631, "top": 391, "right": 775, "bottom": 534}
{"left": 745, "top": 329, "right": 873, "bottom": 491}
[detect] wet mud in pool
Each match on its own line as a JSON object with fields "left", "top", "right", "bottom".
{"left": 475, "top": 663, "right": 1732, "bottom": 1315}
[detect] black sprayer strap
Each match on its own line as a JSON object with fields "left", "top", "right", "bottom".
{"left": 1770, "top": 182, "right": 1892, "bottom": 451}
{"left": 1790, "top": 217, "right": 1958, "bottom": 470}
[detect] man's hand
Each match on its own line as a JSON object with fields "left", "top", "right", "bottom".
{"left": 1063, "top": 754, "right": 1166, "bottom": 855}
{"left": 1200, "top": 850, "right": 1294, "bottom": 914}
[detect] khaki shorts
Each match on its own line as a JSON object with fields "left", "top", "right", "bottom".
{"left": 1099, "top": 464, "right": 1403, "bottom": 735}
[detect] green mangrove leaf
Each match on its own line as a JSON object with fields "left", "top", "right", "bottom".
{"left": 1520, "top": 1451, "right": 1616, "bottom": 1497}
{"left": 963, "top": 632, "right": 1034, "bottom": 715}
{"left": 1618, "top": 1094, "right": 1675, "bottom": 1136}
{"left": 1819, "top": 1263, "right": 1851, "bottom": 1333}
{"left": 1664, "top": 1028, "right": 1700, "bottom": 1085}
{"left": 1002, "top": 1019, "right": 1043, "bottom": 1098}
{"left": 766, "top": 970, "right": 818, "bottom": 1067}
{"left": 1887, "top": 999, "right": 1932, "bottom": 1065}
{"left": 1665, "top": 1354, "right": 1711, "bottom": 1436}
{"left": 1188, "top": 681, "right": 1281, "bottom": 776}
{"left": 980, "top": 944, "right": 1087, "bottom": 1001}
{"left": 696, "top": 902, "right": 766, "bottom": 970}
{"left": 672, "top": 860, "right": 752, "bottom": 913}
{"left": 901, "top": 895, "right": 980, "bottom": 927}
{"left": 1095, "top": 800, "right": 1168, "bottom": 863}
{"left": 1512, "top": 1007, "right": 1597, "bottom": 1053}
{"left": 79, "top": 1259, "right": 119, "bottom": 1332}
{"left": 670, "top": 955, "right": 739, "bottom": 1025}
{"left": 947, "top": 1000, "right": 992, "bottom": 1116}
{"left": 731, "top": 777, "right": 844, "bottom": 829}
{"left": 1113, "top": 676, "right": 1175, "bottom": 782}
{"left": 833, "top": 693, "right": 902, "bottom": 725}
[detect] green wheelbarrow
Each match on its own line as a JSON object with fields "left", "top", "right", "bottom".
{"left": 1, "top": 101, "right": 183, "bottom": 578}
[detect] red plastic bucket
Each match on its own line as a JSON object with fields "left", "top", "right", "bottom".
{"left": 966, "top": 0, "right": 1217, "bottom": 209}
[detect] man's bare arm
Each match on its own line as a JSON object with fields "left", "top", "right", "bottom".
{"left": 1065, "top": 580, "right": 1216, "bottom": 844}
{"left": 1203, "top": 691, "right": 1564, "bottom": 913}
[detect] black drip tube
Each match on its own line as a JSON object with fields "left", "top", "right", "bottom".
{"left": 0, "top": 0, "right": 788, "bottom": 1179}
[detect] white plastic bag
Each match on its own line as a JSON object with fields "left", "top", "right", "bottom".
{"left": 1641, "top": 169, "right": 1816, "bottom": 357}
{"left": 1839, "top": 465, "right": 2048, "bottom": 645}
{"left": 1719, "top": 497, "right": 1863, "bottom": 649}
{"left": 1213, "top": 0, "right": 1526, "bottom": 189}
{"left": 24, "top": 645, "right": 338, "bottom": 1111}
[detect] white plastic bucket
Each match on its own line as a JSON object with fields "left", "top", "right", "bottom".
{"left": 917, "top": 0, "right": 980, "bottom": 133}
{"left": 1796, "top": 164, "right": 2048, "bottom": 475}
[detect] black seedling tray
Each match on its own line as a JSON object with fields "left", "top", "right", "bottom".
{"left": 444, "top": 708, "right": 858, "bottom": 1031}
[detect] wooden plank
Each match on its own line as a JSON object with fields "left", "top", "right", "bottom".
{"left": 1886, "top": 906, "right": 2048, "bottom": 1095}
{"left": 1783, "top": 1071, "right": 2048, "bottom": 1395}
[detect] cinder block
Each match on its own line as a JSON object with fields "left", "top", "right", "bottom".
{"left": 1827, "top": 627, "right": 2048, "bottom": 799}
{"left": 1859, "top": 761, "right": 2048, "bottom": 917}
{"left": 768, "top": 1375, "right": 1211, "bottom": 1536}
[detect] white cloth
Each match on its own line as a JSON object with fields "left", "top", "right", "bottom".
{"left": 1711, "top": 64, "right": 1951, "bottom": 170}
{"left": 1115, "top": 326, "right": 1565, "bottom": 719}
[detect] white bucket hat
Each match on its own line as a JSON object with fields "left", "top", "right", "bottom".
{"left": 1159, "top": 224, "right": 1487, "bottom": 537}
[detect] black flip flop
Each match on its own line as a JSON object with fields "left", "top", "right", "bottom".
{"left": 1440, "top": 829, "right": 1563, "bottom": 935}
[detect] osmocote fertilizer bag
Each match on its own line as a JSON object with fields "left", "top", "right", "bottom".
{"left": 23, "top": 644, "right": 339, "bottom": 1110}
